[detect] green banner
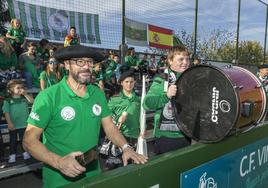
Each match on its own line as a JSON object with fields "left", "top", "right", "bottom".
{"left": 125, "top": 18, "right": 147, "bottom": 47}
{"left": 7, "top": 0, "right": 101, "bottom": 44}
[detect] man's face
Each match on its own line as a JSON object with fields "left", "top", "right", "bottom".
{"left": 70, "top": 28, "right": 76, "bottom": 37}
{"left": 66, "top": 58, "right": 94, "bottom": 84}
{"left": 169, "top": 53, "right": 190, "bottom": 73}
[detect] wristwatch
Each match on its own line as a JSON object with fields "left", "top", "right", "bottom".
{"left": 121, "top": 143, "right": 132, "bottom": 151}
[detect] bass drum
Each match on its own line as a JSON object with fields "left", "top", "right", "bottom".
{"left": 173, "top": 65, "right": 266, "bottom": 143}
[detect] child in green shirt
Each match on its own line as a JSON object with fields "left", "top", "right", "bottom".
{"left": 2, "top": 79, "right": 34, "bottom": 163}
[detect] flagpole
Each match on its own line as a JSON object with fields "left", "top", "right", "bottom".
{"left": 121, "top": 0, "right": 126, "bottom": 64}
{"left": 193, "top": 0, "right": 198, "bottom": 56}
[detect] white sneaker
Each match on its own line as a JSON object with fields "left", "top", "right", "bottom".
{"left": 23, "top": 152, "right": 31, "bottom": 160}
{"left": 8, "top": 154, "right": 16, "bottom": 163}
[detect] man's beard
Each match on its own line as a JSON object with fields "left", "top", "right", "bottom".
{"left": 70, "top": 69, "right": 92, "bottom": 85}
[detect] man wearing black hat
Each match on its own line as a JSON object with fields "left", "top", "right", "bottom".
{"left": 23, "top": 45, "right": 148, "bottom": 188}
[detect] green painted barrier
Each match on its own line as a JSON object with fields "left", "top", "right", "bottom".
{"left": 63, "top": 125, "right": 268, "bottom": 188}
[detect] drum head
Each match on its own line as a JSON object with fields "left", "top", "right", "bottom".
{"left": 173, "top": 65, "right": 239, "bottom": 143}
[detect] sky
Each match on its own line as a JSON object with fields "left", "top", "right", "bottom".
{"left": 9, "top": 0, "right": 268, "bottom": 52}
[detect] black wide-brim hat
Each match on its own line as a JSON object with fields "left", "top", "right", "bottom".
{"left": 258, "top": 64, "right": 268, "bottom": 69}
{"left": 54, "top": 45, "right": 104, "bottom": 63}
{"left": 118, "top": 68, "right": 135, "bottom": 83}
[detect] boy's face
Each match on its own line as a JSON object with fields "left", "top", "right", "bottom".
{"left": 121, "top": 77, "right": 135, "bottom": 93}
{"left": 169, "top": 53, "right": 190, "bottom": 73}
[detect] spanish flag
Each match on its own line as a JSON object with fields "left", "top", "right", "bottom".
{"left": 148, "top": 24, "right": 173, "bottom": 49}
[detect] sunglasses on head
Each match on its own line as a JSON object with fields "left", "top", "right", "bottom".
{"left": 48, "top": 61, "right": 57, "bottom": 65}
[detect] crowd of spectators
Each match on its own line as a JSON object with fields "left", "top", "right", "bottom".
{"left": 0, "top": 19, "right": 169, "bottom": 167}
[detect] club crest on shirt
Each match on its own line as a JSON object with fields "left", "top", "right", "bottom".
{"left": 92, "top": 104, "right": 102, "bottom": 116}
{"left": 61, "top": 106, "right": 75, "bottom": 121}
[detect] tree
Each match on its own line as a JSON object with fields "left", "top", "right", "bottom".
{"left": 175, "top": 28, "right": 264, "bottom": 65}
{"left": 238, "top": 41, "right": 264, "bottom": 65}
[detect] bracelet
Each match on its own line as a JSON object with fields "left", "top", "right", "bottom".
{"left": 121, "top": 143, "right": 132, "bottom": 151}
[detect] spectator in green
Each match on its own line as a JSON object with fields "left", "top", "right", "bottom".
{"left": 64, "top": 26, "right": 80, "bottom": 47}
{"left": 39, "top": 58, "right": 61, "bottom": 90}
{"left": 92, "top": 61, "right": 104, "bottom": 90}
{"left": 157, "top": 56, "right": 167, "bottom": 72}
{"left": 36, "top": 39, "right": 50, "bottom": 69}
{"left": 19, "top": 42, "right": 40, "bottom": 89}
{"left": 6, "top": 19, "right": 26, "bottom": 57}
{"left": 143, "top": 45, "right": 191, "bottom": 154}
{"left": 2, "top": 79, "right": 34, "bottom": 163}
{"left": 124, "top": 47, "right": 139, "bottom": 70}
{"left": 0, "top": 37, "right": 18, "bottom": 71}
{"left": 114, "top": 54, "right": 122, "bottom": 81}
{"left": 108, "top": 69, "right": 140, "bottom": 143}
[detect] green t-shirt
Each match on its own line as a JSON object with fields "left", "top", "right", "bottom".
{"left": 7, "top": 27, "right": 26, "bottom": 44}
{"left": 143, "top": 69, "right": 184, "bottom": 138}
{"left": 157, "top": 60, "right": 165, "bottom": 68}
{"left": 27, "top": 77, "right": 111, "bottom": 188}
{"left": 108, "top": 91, "right": 140, "bottom": 138}
{"left": 2, "top": 97, "right": 29, "bottom": 129}
{"left": 19, "top": 53, "right": 40, "bottom": 87}
{"left": 36, "top": 47, "right": 49, "bottom": 62}
{"left": 0, "top": 52, "right": 18, "bottom": 70}
{"left": 39, "top": 71, "right": 59, "bottom": 89}
{"left": 124, "top": 55, "right": 139, "bottom": 68}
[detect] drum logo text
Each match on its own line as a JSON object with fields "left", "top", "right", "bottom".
{"left": 211, "top": 87, "right": 219, "bottom": 124}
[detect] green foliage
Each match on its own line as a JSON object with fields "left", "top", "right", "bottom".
{"left": 238, "top": 41, "right": 264, "bottom": 65}
{"left": 176, "top": 28, "right": 265, "bottom": 65}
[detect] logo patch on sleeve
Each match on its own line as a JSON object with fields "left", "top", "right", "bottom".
{"left": 61, "top": 106, "right": 75, "bottom": 121}
{"left": 92, "top": 104, "right": 102, "bottom": 116}
{"left": 29, "top": 112, "right": 40, "bottom": 121}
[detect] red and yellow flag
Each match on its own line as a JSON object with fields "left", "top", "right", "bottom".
{"left": 148, "top": 24, "right": 173, "bottom": 49}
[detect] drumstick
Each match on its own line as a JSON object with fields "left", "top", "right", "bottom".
{"left": 136, "top": 74, "right": 148, "bottom": 157}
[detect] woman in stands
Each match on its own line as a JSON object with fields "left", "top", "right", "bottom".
{"left": 39, "top": 58, "right": 61, "bottom": 90}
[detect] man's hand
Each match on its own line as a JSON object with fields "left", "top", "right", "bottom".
{"left": 122, "top": 147, "right": 148, "bottom": 166}
{"left": 7, "top": 123, "right": 15, "bottom": 131}
{"left": 118, "top": 112, "right": 128, "bottom": 125}
{"left": 166, "top": 84, "right": 177, "bottom": 99}
{"left": 57, "top": 152, "right": 86, "bottom": 177}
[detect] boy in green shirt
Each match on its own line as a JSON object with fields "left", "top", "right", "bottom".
{"left": 23, "top": 45, "right": 147, "bottom": 188}
{"left": 108, "top": 69, "right": 140, "bottom": 140}
{"left": 143, "top": 45, "right": 191, "bottom": 154}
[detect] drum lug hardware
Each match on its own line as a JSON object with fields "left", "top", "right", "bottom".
{"left": 225, "top": 64, "right": 232, "bottom": 68}
{"left": 255, "top": 84, "right": 262, "bottom": 88}
{"left": 234, "top": 85, "right": 243, "bottom": 89}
